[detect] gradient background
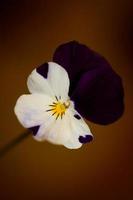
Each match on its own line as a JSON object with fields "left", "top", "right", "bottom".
{"left": 0, "top": 0, "right": 133, "bottom": 199}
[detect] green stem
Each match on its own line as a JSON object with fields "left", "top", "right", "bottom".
{"left": 0, "top": 130, "right": 31, "bottom": 158}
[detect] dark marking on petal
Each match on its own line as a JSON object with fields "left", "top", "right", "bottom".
{"left": 29, "top": 126, "right": 40, "bottom": 136}
{"left": 55, "top": 96, "right": 58, "bottom": 101}
{"left": 59, "top": 96, "right": 61, "bottom": 99}
{"left": 46, "top": 108, "right": 55, "bottom": 112}
{"left": 61, "top": 112, "right": 64, "bottom": 119}
{"left": 52, "top": 112, "right": 56, "bottom": 116}
{"left": 56, "top": 114, "right": 59, "bottom": 120}
{"left": 36, "top": 63, "right": 48, "bottom": 78}
{"left": 49, "top": 104, "right": 56, "bottom": 107}
{"left": 79, "top": 135, "right": 93, "bottom": 144}
{"left": 74, "top": 114, "right": 81, "bottom": 120}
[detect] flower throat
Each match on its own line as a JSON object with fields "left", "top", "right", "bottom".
{"left": 46, "top": 96, "right": 70, "bottom": 120}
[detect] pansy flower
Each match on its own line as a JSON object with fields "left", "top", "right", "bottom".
{"left": 14, "top": 41, "right": 124, "bottom": 149}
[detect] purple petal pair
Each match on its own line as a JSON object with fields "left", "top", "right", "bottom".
{"left": 38, "top": 41, "right": 124, "bottom": 125}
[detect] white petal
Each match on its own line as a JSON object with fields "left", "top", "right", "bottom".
{"left": 47, "top": 62, "right": 70, "bottom": 101}
{"left": 27, "top": 62, "right": 70, "bottom": 100}
{"left": 63, "top": 108, "right": 93, "bottom": 149}
{"left": 33, "top": 115, "right": 54, "bottom": 141}
{"left": 27, "top": 69, "right": 54, "bottom": 96}
{"left": 45, "top": 114, "right": 71, "bottom": 145}
{"left": 36, "top": 107, "right": 93, "bottom": 149}
{"left": 33, "top": 113, "right": 70, "bottom": 144}
{"left": 14, "top": 94, "right": 52, "bottom": 128}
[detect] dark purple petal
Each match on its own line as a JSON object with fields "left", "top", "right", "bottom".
{"left": 79, "top": 135, "right": 93, "bottom": 144}
{"left": 36, "top": 62, "right": 48, "bottom": 78}
{"left": 53, "top": 41, "right": 124, "bottom": 125}
{"left": 71, "top": 67, "right": 124, "bottom": 125}
{"left": 29, "top": 126, "right": 40, "bottom": 136}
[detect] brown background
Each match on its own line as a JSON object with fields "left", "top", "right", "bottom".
{"left": 0, "top": 0, "right": 133, "bottom": 199}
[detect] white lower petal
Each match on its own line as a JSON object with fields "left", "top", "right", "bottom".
{"left": 45, "top": 114, "right": 71, "bottom": 145}
{"left": 63, "top": 108, "right": 93, "bottom": 149}
{"left": 15, "top": 93, "right": 93, "bottom": 149}
{"left": 14, "top": 94, "right": 52, "bottom": 128}
{"left": 63, "top": 140, "right": 82, "bottom": 149}
{"left": 33, "top": 114, "right": 71, "bottom": 144}
{"left": 33, "top": 115, "right": 55, "bottom": 141}
{"left": 35, "top": 107, "right": 93, "bottom": 149}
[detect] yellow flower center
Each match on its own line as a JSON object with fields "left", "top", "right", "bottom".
{"left": 46, "top": 97, "right": 70, "bottom": 120}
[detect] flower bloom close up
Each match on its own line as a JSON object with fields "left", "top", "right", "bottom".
{"left": 14, "top": 41, "right": 124, "bottom": 149}
{"left": 14, "top": 62, "right": 93, "bottom": 149}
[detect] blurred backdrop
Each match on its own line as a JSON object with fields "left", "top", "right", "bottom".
{"left": 0, "top": 0, "right": 133, "bottom": 199}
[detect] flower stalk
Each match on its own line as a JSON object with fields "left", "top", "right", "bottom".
{"left": 0, "top": 130, "right": 31, "bottom": 158}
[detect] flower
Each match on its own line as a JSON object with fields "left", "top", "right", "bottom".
{"left": 14, "top": 62, "right": 93, "bottom": 149}
{"left": 14, "top": 41, "right": 124, "bottom": 149}
{"left": 53, "top": 41, "right": 124, "bottom": 125}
